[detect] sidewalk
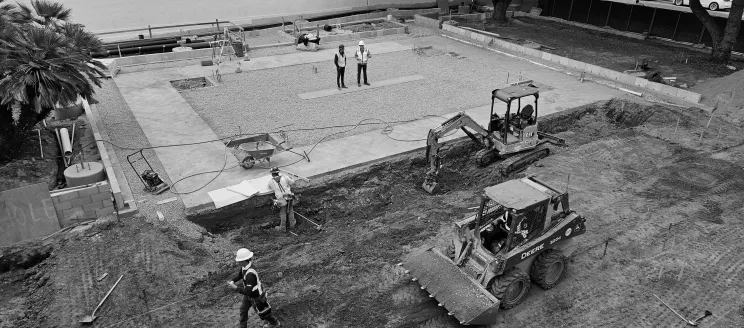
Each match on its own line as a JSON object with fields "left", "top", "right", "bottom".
{"left": 114, "top": 35, "right": 625, "bottom": 215}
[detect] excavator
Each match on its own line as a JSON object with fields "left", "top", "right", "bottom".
{"left": 422, "top": 84, "right": 566, "bottom": 194}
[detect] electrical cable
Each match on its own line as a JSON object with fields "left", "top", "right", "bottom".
{"left": 69, "top": 114, "right": 458, "bottom": 195}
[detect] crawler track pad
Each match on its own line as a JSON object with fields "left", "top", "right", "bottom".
{"left": 403, "top": 247, "right": 501, "bottom": 326}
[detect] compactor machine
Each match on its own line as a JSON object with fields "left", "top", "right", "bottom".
{"left": 422, "top": 85, "right": 565, "bottom": 194}
{"left": 403, "top": 176, "right": 587, "bottom": 326}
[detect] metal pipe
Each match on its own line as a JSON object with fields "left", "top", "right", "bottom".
{"left": 148, "top": 25, "right": 152, "bottom": 38}
{"left": 605, "top": 2, "right": 613, "bottom": 27}
{"left": 672, "top": 12, "right": 681, "bottom": 40}
{"left": 649, "top": 8, "right": 657, "bottom": 35}
{"left": 60, "top": 127, "right": 72, "bottom": 164}
{"left": 626, "top": 5, "right": 634, "bottom": 31}
{"left": 586, "top": 0, "right": 594, "bottom": 24}
{"left": 568, "top": 0, "right": 575, "bottom": 21}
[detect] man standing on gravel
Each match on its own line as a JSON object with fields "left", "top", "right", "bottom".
{"left": 229, "top": 248, "right": 281, "bottom": 327}
{"left": 268, "top": 167, "right": 296, "bottom": 232}
{"left": 355, "top": 40, "right": 371, "bottom": 87}
{"left": 334, "top": 44, "right": 348, "bottom": 90}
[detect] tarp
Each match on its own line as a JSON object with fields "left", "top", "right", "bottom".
{"left": 0, "top": 183, "right": 61, "bottom": 246}
{"left": 207, "top": 175, "right": 274, "bottom": 209}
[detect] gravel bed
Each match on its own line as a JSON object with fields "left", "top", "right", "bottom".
{"left": 181, "top": 48, "right": 517, "bottom": 149}
{"left": 245, "top": 32, "right": 295, "bottom": 46}
{"left": 93, "top": 79, "right": 208, "bottom": 240}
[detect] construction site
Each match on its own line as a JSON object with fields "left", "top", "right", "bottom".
{"left": 2, "top": 4, "right": 744, "bottom": 328}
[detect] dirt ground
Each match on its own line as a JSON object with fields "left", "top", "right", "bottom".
{"left": 0, "top": 114, "right": 100, "bottom": 192}
{"left": 2, "top": 98, "right": 744, "bottom": 327}
{"left": 458, "top": 16, "right": 744, "bottom": 89}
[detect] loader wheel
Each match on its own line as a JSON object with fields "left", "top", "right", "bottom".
{"left": 530, "top": 249, "right": 568, "bottom": 289}
{"left": 489, "top": 268, "right": 531, "bottom": 309}
{"left": 474, "top": 149, "right": 499, "bottom": 167}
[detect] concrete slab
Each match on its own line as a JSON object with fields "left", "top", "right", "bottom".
{"left": 297, "top": 75, "right": 426, "bottom": 100}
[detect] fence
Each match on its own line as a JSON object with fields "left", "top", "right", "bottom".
{"left": 537, "top": 0, "right": 744, "bottom": 53}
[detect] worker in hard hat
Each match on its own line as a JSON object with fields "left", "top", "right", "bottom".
{"left": 355, "top": 40, "right": 372, "bottom": 87}
{"left": 268, "top": 167, "right": 296, "bottom": 232}
{"left": 229, "top": 248, "right": 280, "bottom": 327}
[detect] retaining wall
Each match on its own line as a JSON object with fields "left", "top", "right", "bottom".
{"left": 440, "top": 23, "right": 702, "bottom": 103}
{"left": 50, "top": 181, "right": 115, "bottom": 227}
{"left": 414, "top": 14, "right": 442, "bottom": 29}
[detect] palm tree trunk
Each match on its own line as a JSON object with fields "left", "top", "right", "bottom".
{"left": 492, "top": 0, "right": 513, "bottom": 25}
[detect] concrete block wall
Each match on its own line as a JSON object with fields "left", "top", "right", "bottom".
{"left": 51, "top": 181, "right": 115, "bottom": 227}
{"left": 441, "top": 24, "right": 703, "bottom": 104}
{"left": 414, "top": 14, "right": 442, "bottom": 29}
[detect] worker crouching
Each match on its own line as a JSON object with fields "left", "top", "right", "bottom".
{"left": 268, "top": 167, "right": 297, "bottom": 232}
{"left": 228, "top": 248, "right": 281, "bottom": 328}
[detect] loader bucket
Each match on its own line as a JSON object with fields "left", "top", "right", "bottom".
{"left": 402, "top": 247, "right": 501, "bottom": 326}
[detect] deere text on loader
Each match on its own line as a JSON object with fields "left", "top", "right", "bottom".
{"left": 403, "top": 176, "right": 587, "bottom": 326}
{"left": 422, "top": 85, "right": 565, "bottom": 194}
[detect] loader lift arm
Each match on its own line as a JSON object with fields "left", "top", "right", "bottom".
{"left": 422, "top": 112, "right": 497, "bottom": 194}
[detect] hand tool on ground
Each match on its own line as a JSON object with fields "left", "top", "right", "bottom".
{"left": 691, "top": 310, "right": 712, "bottom": 325}
{"left": 279, "top": 168, "right": 310, "bottom": 182}
{"left": 80, "top": 274, "right": 124, "bottom": 324}
{"left": 294, "top": 211, "right": 323, "bottom": 231}
{"left": 653, "top": 294, "right": 698, "bottom": 326}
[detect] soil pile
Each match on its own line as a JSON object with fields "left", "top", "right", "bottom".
{"left": 693, "top": 69, "right": 744, "bottom": 123}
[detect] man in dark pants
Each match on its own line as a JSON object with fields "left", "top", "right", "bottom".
{"left": 334, "top": 44, "right": 347, "bottom": 90}
{"left": 355, "top": 40, "right": 371, "bottom": 87}
{"left": 229, "top": 248, "right": 281, "bottom": 328}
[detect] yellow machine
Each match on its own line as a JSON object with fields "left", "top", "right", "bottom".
{"left": 403, "top": 176, "right": 587, "bottom": 325}
{"left": 422, "top": 85, "right": 565, "bottom": 194}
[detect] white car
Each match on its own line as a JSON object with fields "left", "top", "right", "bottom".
{"left": 673, "top": 0, "right": 731, "bottom": 11}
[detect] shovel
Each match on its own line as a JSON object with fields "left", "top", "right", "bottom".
{"left": 80, "top": 275, "right": 124, "bottom": 324}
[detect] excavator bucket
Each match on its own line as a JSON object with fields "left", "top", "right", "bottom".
{"left": 402, "top": 247, "right": 501, "bottom": 326}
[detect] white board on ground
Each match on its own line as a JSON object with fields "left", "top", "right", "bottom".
{"left": 207, "top": 176, "right": 274, "bottom": 209}
{"left": 0, "top": 183, "right": 61, "bottom": 246}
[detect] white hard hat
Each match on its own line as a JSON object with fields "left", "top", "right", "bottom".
{"left": 235, "top": 248, "right": 254, "bottom": 262}
{"left": 358, "top": 41, "right": 365, "bottom": 46}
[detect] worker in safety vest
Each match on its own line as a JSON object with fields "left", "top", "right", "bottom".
{"left": 355, "top": 40, "right": 372, "bottom": 87}
{"left": 268, "top": 167, "right": 296, "bottom": 232}
{"left": 228, "top": 248, "right": 280, "bottom": 328}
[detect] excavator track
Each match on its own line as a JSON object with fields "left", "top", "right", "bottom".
{"left": 497, "top": 144, "right": 550, "bottom": 176}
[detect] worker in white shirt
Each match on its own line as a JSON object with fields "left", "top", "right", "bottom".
{"left": 334, "top": 44, "right": 347, "bottom": 90}
{"left": 268, "top": 167, "right": 296, "bottom": 232}
{"left": 355, "top": 41, "right": 372, "bottom": 87}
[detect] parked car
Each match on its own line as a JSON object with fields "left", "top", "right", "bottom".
{"left": 673, "top": 0, "right": 731, "bottom": 11}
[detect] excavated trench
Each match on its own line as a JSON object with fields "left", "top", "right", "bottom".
{"left": 187, "top": 98, "right": 687, "bottom": 235}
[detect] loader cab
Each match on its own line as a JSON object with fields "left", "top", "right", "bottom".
{"left": 490, "top": 85, "right": 540, "bottom": 148}
{"left": 475, "top": 178, "right": 556, "bottom": 256}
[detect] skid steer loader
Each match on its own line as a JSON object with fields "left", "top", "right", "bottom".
{"left": 422, "top": 85, "right": 566, "bottom": 194}
{"left": 403, "top": 176, "right": 587, "bottom": 326}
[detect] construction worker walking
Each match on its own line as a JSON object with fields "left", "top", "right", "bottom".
{"left": 268, "top": 167, "right": 296, "bottom": 232}
{"left": 229, "top": 248, "right": 280, "bottom": 328}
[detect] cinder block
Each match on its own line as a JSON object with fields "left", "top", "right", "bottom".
{"left": 54, "top": 201, "right": 72, "bottom": 211}
{"left": 96, "top": 206, "right": 116, "bottom": 217}
{"left": 78, "top": 187, "right": 99, "bottom": 197}
{"left": 146, "top": 54, "right": 163, "bottom": 63}
{"left": 55, "top": 210, "right": 64, "bottom": 220}
{"left": 63, "top": 207, "right": 84, "bottom": 218}
{"left": 130, "top": 55, "right": 147, "bottom": 65}
{"left": 376, "top": 30, "right": 384, "bottom": 37}
{"left": 584, "top": 64, "right": 602, "bottom": 75}
{"left": 102, "top": 199, "right": 114, "bottom": 208}
{"left": 541, "top": 52, "right": 552, "bottom": 62}
{"left": 677, "top": 89, "right": 702, "bottom": 103}
{"left": 647, "top": 81, "right": 665, "bottom": 92}
{"left": 618, "top": 74, "right": 637, "bottom": 85}
{"left": 659, "top": 84, "right": 680, "bottom": 97}
{"left": 83, "top": 201, "right": 104, "bottom": 211}
{"left": 161, "top": 53, "right": 176, "bottom": 61}
{"left": 173, "top": 51, "right": 190, "bottom": 60}
{"left": 568, "top": 59, "right": 586, "bottom": 71}
{"left": 91, "top": 192, "right": 111, "bottom": 203}
{"left": 83, "top": 210, "right": 96, "bottom": 219}
{"left": 70, "top": 196, "right": 92, "bottom": 207}
{"left": 559, "top": 56, "right": 569, "bottom": 66}
{"left": 53, "top": 190, "right": 79, "bottom": 203}
{"left": 634, "top": 77, "right": 649, "bottom": 88}
{"left": 550, "top": 55, "right": 564, "bottom": 65}
{"left": 382, "top": 29, "right": 394, "bottom": 36}
{"left": 98, "top": 183, "right": 110, "bottom": 194}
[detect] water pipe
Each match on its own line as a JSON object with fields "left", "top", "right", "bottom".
{"left": 59, "top": 127, "right": 72, "bottom": 164}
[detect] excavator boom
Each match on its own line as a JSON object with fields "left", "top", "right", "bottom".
{"left": 423, "top": 112, "right": 493, "bottom": 194}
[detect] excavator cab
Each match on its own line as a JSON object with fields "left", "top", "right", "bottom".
{"left": 489, "top": 85, "right": 540, "bottom": 148}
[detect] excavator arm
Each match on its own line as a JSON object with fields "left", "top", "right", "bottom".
{"left": 423, "top": 112, "right": 493, "bottom": 194}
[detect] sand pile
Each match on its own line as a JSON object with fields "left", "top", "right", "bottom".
{"left": 693, "top": 69, "right": 744, "bottom": 123}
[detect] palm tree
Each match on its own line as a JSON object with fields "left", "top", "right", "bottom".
{"left": 0, "top": 0, "right": 104, "bottom": 161}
